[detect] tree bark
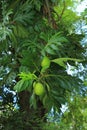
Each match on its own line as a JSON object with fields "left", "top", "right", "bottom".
{"left": 18, "top": 91, "right": 46, "bottom": 129}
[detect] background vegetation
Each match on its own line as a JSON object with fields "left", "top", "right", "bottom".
{"left": 0, "top": 0, "right": 87, "bottom": 130}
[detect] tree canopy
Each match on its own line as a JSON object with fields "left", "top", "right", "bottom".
{"left": 0, "top": 0, "right": 87, "bottom": 129}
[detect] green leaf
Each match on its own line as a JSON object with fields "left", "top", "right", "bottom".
{"left": 6, "top": 72, "right": 16, "bottom": 84}
{"left": 14, "top": 79, "right": 33, "bottom": 92}
{"left": 14, "top": 80, "right": 25, "bottom": 92}
{"left": 45, "top": 46, "right": 56, "bottom": 55}
{"left": 53, "top": 95, "right": 66, "bottom": 104}
{"left": 41, "top": 66, "right": 48, "bottom": 73}
{"left": 47, "top": 33, "right": 68, "bottom": 45}
{"left": 42, "top": 95, "right": 52, "bottom": 111}
{"left": 33, "top": 0, "right": 42, "bottom": 11}
{"left": 13, "top": 24, "right": 29, "bottom": 38}
{"left": 30, "top": 93, "right": 37, "bottom": 109}
{"left": 18, "top": 72, "right": 37, "bottom": 80}
{"left": 44, "top": 33, "right": 68, "bottom": 55}
{"left": 40, "top": 32, "right": 48, "bottom": 42}
{"left": 84, "top": 80, "right": 87, "bottom": 86}
{"left": 52, "top": 58, "right": 83, "bottom": 68}
{"left": 20, "top": 50, "right": 41, "bottom": 71}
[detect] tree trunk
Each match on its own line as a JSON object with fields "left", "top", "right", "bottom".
{"left": 18, "top": 91, "right": 46, "bottom": 130}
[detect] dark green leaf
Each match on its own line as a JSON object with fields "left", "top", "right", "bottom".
{"left": 14, "top": 79, "right": 33, "bottom": 92}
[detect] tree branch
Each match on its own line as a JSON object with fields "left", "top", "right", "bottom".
{"left": 45, "top": 0, "right": 52, "bottom": 24}
{"left": 59, "top": 0, "right": 66, "bottom": 21}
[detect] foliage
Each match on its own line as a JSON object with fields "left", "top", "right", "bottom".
{"left": 0, "top": 0, "right": 87, "bottom": 129}
{"left": 0, "top": 109, "right": 44, "bottom": 130}
{"left": 43, "top": 122, "right": 59, "bottom": 130}
{"left": 58, "top": 93, "right": 87, "bottom": 130}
